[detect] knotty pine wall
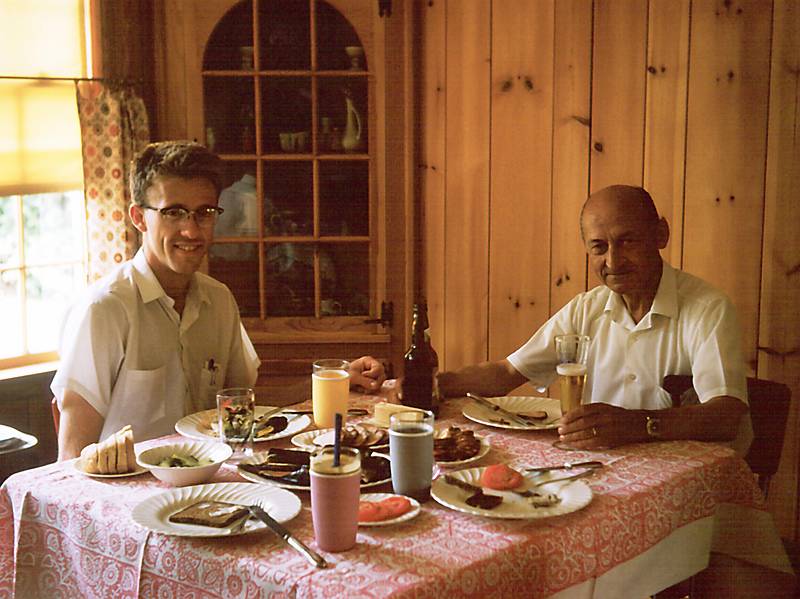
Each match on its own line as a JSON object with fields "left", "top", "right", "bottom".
{"left": 417, "top": 0, "right": 800, "bottom": 539}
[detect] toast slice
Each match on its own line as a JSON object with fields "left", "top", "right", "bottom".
{"left": 168, "top": 501, "right": 249, "bottom": 528}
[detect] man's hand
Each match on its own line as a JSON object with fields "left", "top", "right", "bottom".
{"left": 557, "top": 403, "right": 647, "bottom": 449}
{"left": 348, "top": 356, "right": 386, "bottom": 392}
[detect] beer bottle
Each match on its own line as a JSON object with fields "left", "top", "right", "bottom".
{"left": 402, "top": 303, "right": 438, "bottom": 413}
{"left": 420, "top": 301, "right": 441, "bottom": 410}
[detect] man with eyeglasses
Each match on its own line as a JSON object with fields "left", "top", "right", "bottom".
{"left": 53, "top": 141, "right": 385, "bottom": 459}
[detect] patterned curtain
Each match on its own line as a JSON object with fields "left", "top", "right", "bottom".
{"left": 76, "top": 81, "right": 150, "bottom": 282}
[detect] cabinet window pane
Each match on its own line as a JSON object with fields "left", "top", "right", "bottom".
{"left": 319, "top": 161, "right": 368, "bottom": 237}
{"left": 208, "top": 247, "right": 260, "bottom": 318}
{"left": 323, "top": 243, "right": 369, "bottom": 316}
{"left": 264, "top": 161, "right": 311, "bottom": 236}
{"left": 266, "top": 242, "right": 314, "bottom": 316}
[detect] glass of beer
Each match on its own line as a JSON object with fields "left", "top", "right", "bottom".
{"left": 555, "top": 334, "right": 590, "bottom": 415}
{"left": 312, "top": 359, "right": 350, "bottom": 428}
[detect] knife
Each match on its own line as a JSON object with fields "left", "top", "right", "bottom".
{"left": 466, "top": 393, "right": 539, "bottom": 426}
{"left": 279, "top": 408, "right": 369, "bottom": 416}
{"left": 248, "top": 505, "right": 328, "bottom": 569}
{"left": 525, "top": 460, "right": 604, "bottom": 473}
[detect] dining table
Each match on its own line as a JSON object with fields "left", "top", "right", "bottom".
{"left": 0, "top": 383, "right": 792, "bottom": 598}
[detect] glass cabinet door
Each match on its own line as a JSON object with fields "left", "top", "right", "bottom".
{"left": 201, "top": 0, "right": 372, "bottom": 323}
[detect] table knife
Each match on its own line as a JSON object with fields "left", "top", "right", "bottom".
{"left": 279, "top": 408, "right": 369, "bottom": 416}
{"left": 248, "top": 505, "right": 328, "bottom": 569}
{"left": 524, "top": 460, "right": 604, "bottom": 473}
{"left": 466, "top": 393, "right": 537, "bottom": 426}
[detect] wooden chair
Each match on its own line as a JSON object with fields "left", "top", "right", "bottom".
{"left": 51, "top": 397, "right": 60, "bottom": 436}
{"left": 662, "top": 374, "right": 791, "bottom": 497}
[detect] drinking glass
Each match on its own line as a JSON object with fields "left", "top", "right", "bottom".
{"left": 389, "top": 410, "right": 434, "bottom": 502}
{"left": 310, "top": 446, "right": 361, "bottom": 552}
{"left": 555, "top": 334, "right": 590, "bottom": 415}
{"left": 312, "top": 359, "right": 350, "bottom": 428}
{"left": 216, "top": 387, "right": 255, "bottom": 461}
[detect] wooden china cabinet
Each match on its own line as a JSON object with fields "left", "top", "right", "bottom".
{"left": 153, "top": 0, "right": 413, "bottom": 390}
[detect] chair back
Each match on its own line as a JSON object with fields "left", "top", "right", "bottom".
{"left": 51, "top": 397, "right": 60, "bottom": 436}
{"left": 662, "top": 374, "right": 791, "bottom": 496}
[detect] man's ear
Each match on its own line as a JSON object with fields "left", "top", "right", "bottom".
{"left": 655, "top": 216, "right": 669, "bottom": 250}
{"left": 129, "top": 204, "right": 147, "bottom": 234}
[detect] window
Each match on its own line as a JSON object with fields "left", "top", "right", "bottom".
{"left": 0, "top": 0, "right": 89, "bottom": 370}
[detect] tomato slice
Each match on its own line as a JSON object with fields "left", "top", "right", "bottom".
{"left": 479, "top": 464, "right": 523, "bottom": 490}
{"left": 379, "top": 496, "right": 412, "bottom": 518}
{"left": 358, "top": 501, "right": 390, "bottom": 522}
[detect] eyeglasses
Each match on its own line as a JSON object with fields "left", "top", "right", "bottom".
{"left": 143, "top": 205, "right": 224, "bottom": 225}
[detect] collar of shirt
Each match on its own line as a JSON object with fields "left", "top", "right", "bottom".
{"left": 130, "top": 249, "right": 210, "bottom": 325}
{"left": 602, "top": 260, "right": 679, "bottom": 330}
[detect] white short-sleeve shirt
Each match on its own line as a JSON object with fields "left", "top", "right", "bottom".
{"left": 51, "top": 249, "right": 261, "bottom": 442}
{"left": 507, "top": 262, "right": 752, "bottom": 452}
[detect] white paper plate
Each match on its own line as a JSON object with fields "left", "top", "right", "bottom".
{"left": 73, "top": 459, "right": 149, "bottom": 479}
{"left": 462, "top": 396, "right": 561, "bottom": 430}
{"left": 431, "top": 466, "right": 592, "bottom": 519}
{"left": 237, "top": 451, "right": 392, "bottom": 491}
{"left": 435, "top": 435, "right": 491, "bottom": 467}
{"left": 175, "top": 407, "right": 311, "bottom": 443}
{"left": 358, "top": 493, "right": 421, "bottom": 527}
{"left": 131, "top": 482, "right": 301, "bottom": 537}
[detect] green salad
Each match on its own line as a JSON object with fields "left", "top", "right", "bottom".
{"left": 158, "top": 453, "right": 213, "bottom": 468}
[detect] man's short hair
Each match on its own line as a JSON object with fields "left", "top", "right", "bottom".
{"left": 130, "top": 141, "right": 222, "bottom": 206}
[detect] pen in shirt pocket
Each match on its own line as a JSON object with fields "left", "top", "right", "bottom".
{"left": 206, "top": 358, "right": 218, "bottom": 386}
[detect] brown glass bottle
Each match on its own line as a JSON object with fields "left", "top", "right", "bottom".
{"left": 402, "top": 303, "right": 438, "bottom": 413}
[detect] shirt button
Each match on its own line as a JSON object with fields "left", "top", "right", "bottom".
{"left": 628, "top": 373, "right": 637, "bottom": 381}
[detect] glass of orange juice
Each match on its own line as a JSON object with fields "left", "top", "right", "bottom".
{"left": 312, "top": 359, "right": 351, "bottom": 428}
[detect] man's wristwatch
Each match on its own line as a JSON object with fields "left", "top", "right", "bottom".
{"left": 645, "top": 415, "right": 662, "bottom": 439}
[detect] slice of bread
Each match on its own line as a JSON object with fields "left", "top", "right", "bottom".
{"left": 79, "top": 425, "right": 135, "bottom": 474}
{"left": 115, "top": 429, "right": 128, "bottom": 473}
{"left": 169, "top": 501, "right": 249, "bottom": 528}
{"left": 79, "top": 442, "right": 100, "bottom": 474}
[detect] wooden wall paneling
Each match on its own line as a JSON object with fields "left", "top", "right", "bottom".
{"left": 442, "top": 0, "right": 491, "bottom": 369}
{"left": 643, "top": 0, "right": 690, "bottom": 268}
{"left": 683, "top": 0, "right": 772, "bottom": 371}
{"left": 759, "top": 0, "right": 800, "bottom": 541}
{"left": 487, "top": 0, "right": 554, "bottom": 360}
{"left": 379, "top": 0, "right": 412, "bottom": 370}
{"left": 154, "top": 0, "right": 189, "bottom": 140}
{"left": 417, "top": 0, "right": 447, "bottom": 365}
{"left": 589, "top": 0, "right": 648, "bottom": 193}
{"left": 550, "top": 0, "right": 592, "bottom": 312}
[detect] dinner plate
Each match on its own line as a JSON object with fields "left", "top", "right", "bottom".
{"left": 291, "top": 428, "right": 389, "bottom": 451}
{"left": 462, "top": 396, "right": 561, "bottom": 430}
{"left": 131, "top": 481, "right": 301, "bottom": 537}
{"left": 358, "top": 493, "right": 421, "bottom": 527}
{"left": 431, "top": 466, "right": 592, "bottom": 519}
{"left": 175, "top": 407, "right": 311, "bottom": 443}
{"left": 73, "top": 459, "right": 149, "bottom": 479}
{"left": 0, "top": 424, "right": 38, "bottom": 455}
{"left": 237, "top": 451, "right": 393, "bottom": 491}
{"left": 435, "top": 435, "right": 491, "bottom": 467}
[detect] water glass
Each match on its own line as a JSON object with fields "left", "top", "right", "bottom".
{"left": 312, "top": 359, "right": 350, "bottom": 428}
{"left": 389, "top": 410, "right": 434, "bottom": 502}
{"left": 216, "top": 387, "right": 255, "bottom": 460}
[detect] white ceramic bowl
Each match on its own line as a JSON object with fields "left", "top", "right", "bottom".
{"left": 136, "top": 441, "right": 232, "bottom": 487}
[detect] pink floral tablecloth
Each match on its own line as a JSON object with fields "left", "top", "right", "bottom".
{"left": 0, "top": 393, "right": 772, "bottom": 599}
